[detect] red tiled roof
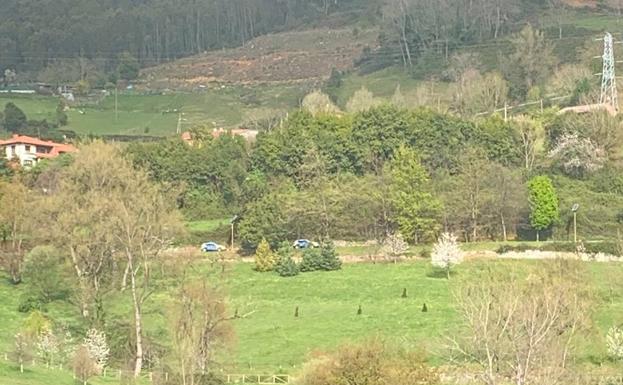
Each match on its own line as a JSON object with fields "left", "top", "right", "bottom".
{"left": 0, "top": 134, "right": 77, "bottom": 156}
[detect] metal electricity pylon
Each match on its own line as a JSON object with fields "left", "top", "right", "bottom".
{"left": 600, "top": 32, "right": 618, "bottom": 111}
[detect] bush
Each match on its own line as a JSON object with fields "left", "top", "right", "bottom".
{"left": 296, "top": 339, "right": 438, "bottom": 385}
{"left": 299, "top": 248, "right": 323, "bottom": 272}
{"left": 23, "top": 246, "right": 72, "bottom": 304}
{"left": 495, "top": 241, "right": 621, "bottom": 256}
{"left": 254, "top": 238, "right": 277, "bottom": 272}
{"left": 274, "top": 241, "right": 299, "bottom": 276}
{"left": 275, "top": 256, "right": 299, "bottom": 277}
{"left": 18, "top": 295, "right": 47, "bottom": 313}
{"left": 319, "top": 242, "right": 341, "bottom": 271}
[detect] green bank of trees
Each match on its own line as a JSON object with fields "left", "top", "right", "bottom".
{"left": 124, "top": 103, "right": 623, "bottom": 249}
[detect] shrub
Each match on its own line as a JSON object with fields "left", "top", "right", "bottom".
{"left": 23, "top": 246, "right": 72, "bottom": 304}
{"left": 495, "top": 242, "right": 622, "bottom": 257}
{"left": 275, "top": 256, "right": 299, "bottom": 277}
{"left": 275, "top": 241, "right": 299, "bottom": 276}
{"left": 319, "top": 242, "right": 341, "bottom": 271}
{"left": 73, "top": 345, "right": 100, "bottom": 384}
{"left": 254, "top": 238, "right": 277, "bottom": 272}
{"left": 299, "top": 248, "right": 323, "bottom": 272}
{"left": 296, "top": 339, "right": 438, "bottom": 385}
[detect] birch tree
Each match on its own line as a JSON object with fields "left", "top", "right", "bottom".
{"left": 0, "top": 180, "right": 34, "bottom": 284}
{"left": 449, "top": 261, "right": 590, "bottom": 385}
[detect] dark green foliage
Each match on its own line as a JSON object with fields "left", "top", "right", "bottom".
{"left": 401, "top": 288, "right": 407, "bottom": 298}
{"left": 17, "top": 295, "right": 47, "bottom": 313}
{"left": 56, "top": 100, "right": 68, "bottom": 126}
{"left": 496, "top": 242, "right": 621, "bottom": 257}
{"left": 299, "top": 243, "right": 342, "bottom": 272}
{"left": 357, "top": 304, "right": 362, "bottom": 315}
{"left": 0, "top": 158, "right": 12, "bottom": 178}
{"left": 319, "top": 241, "right": 342, "bottom": 271}
{"left": 276, "top": 255, "right": 300, "bottom": 277}
{"left": 275, "top": 241, "right": 300, "bottom": 277}
{"left": 238, "top": 193, "right": 291, "bottom": 250}
{"left": 22, "top": 246, "right": 72, "bottom": 304}
{"left": 3, "top": 102, "right": 27, "bottom": 133}
{"left": 117, "top": 52, "right": 140, "bottom": 81}
{"left": 299, "top": 248, "right": 323, "bottom": 272}
{"left": 422, "top": 303, "right": 428, "bottom": 312}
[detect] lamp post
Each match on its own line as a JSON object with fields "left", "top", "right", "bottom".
{"left": 230, "top": 215, "right": 239, "bottom": 251}
{"left": 571, "top": 203, "right": 580, "bottom": 244}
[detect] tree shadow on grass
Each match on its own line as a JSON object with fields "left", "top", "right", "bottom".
{"left": 425, "top": 268, "right": 458, "bottom": 279}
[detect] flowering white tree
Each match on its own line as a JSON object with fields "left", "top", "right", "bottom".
{"left": 548, "top": 133, "right": 606, "bottom": 177}
{"left": 83, "top": 329, "right": 109, "bottom": 371}
{"left": 382, "top": 232, "right": 409, "bottom": 261}
{"left": 36, "top": 328, "right": 59, "bottom": 367}
{"left": 607, "top": 326, "right": 623, "bottom": 360}
{"left": 431, "top": 232, "right": 463, "bottom": 279}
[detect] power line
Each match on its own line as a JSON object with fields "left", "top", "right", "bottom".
{"left": 599, "top": 32, "right": 618, "bottom": 110}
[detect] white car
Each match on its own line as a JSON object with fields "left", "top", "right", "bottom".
{"left": 201, "top": 242, "right": 226, "bottom": 252}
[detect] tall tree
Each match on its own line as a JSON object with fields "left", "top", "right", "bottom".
{"left": 0, "top": 180, "right": 33, "bottom": 284}
{"left": 528, "top": 175, "right": 559, "bottom": 241}
{"left": 388, "top": 145, "right": 441, "bottom": 243}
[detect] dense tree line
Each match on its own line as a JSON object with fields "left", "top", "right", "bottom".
{"left": 0, "top": 0, "right": 369, "bottom": 79}
{"left": 119, "top": 99, "right": 623, "bottom": 251}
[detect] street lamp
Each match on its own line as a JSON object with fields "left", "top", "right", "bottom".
{"left": 571, "top": 203, "right": 580, "bottom": 244}
{"left": 230, "top": 214, "right": 240, "bottom": 251}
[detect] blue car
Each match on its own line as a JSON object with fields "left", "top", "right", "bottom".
{"left": 292, "top": 239, "right": 319, "bottom": 249}
{"left": 201, "top": 242, "right": 226, "bottom": 252}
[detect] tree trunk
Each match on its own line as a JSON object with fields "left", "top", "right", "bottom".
{"left": 129, "top": 260, "right": 143, "bottom": 377}
{"left": 501, "top": 213, "right": 507, "bottom": 242}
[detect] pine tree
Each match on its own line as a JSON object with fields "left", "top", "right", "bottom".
{"left": 401, "top": 288, "right": 408, "bottom": 298}
{"left": 275, "top": 241, "right": 299, "bottom": 277}
{"left": 254, "top": 238, "right": 276, "bottom": 272}
{"left": 422, "top": 303, "right": 428, "bottom": 312}
{"left": 299, "top": 248, "right": 322, "bottom": 272}
{"left": 319, "top": 241, "right": 342, "bottom": 271}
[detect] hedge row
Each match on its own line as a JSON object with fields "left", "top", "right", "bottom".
{"left": 496, "top": 242, "right": 621, "bottom": 256}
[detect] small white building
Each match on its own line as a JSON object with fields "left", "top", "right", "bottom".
{"left": 0, "top": 134, "right": 77, "bottom": 167}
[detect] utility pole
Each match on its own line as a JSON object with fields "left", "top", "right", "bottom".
{"left": 115, "top": 87, "right": 119, "bottom": 122}
{"left": 599, "top": 32, "right": 619, "bottom": 111}
{"left": 572, "top": 204, "right": 579, "bottom": 244}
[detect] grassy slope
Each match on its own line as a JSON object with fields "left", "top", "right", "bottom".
{"left": 1, "top": 258, "right": 623, "bottom": 385}
{"left": 0, "top": 84, "right": 301, "bottom": 137}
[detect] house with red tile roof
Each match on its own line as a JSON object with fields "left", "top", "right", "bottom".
{"left": 0, "top": 134, "right": 77, "bottom": 167}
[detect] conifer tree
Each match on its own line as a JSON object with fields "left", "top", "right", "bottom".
{"left": 254, "top": 238, "right": 276, "bottom": 272}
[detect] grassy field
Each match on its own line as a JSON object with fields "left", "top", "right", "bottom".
{"left": 185, "top": 218, "right": 231, "bottom": 233}
{"left": 0, "top": 84, "right": 302, "bottom": 137}
{"left": 1, "top": 257, "right": 623, "bottom": 385}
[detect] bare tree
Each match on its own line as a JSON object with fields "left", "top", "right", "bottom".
{"left": 448, "top": 260, "right": 591, "bottom": 385}
{"left": 512, "top": 115, "right": 544, "bottom": 172}
{"left": 0, "top": 180, "right": 34, "bottom": 284}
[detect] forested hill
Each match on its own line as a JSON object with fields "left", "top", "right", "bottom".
{"left": 0, "top": 0, "right": 607, "bottom": 84}
{"left": 0, "top": 0, "right": 369, "bottom": 75}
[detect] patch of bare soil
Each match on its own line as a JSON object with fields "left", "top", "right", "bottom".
{"left": 141, "top": 28, "right": 378, "bottom": 89}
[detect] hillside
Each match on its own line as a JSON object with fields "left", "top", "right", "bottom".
{"left": 141, "top": 28, "right": 379, "bottom": 89}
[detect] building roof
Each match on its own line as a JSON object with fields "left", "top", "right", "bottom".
{"left": 0, "top": 134, "right": 77, "bottom": 156}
